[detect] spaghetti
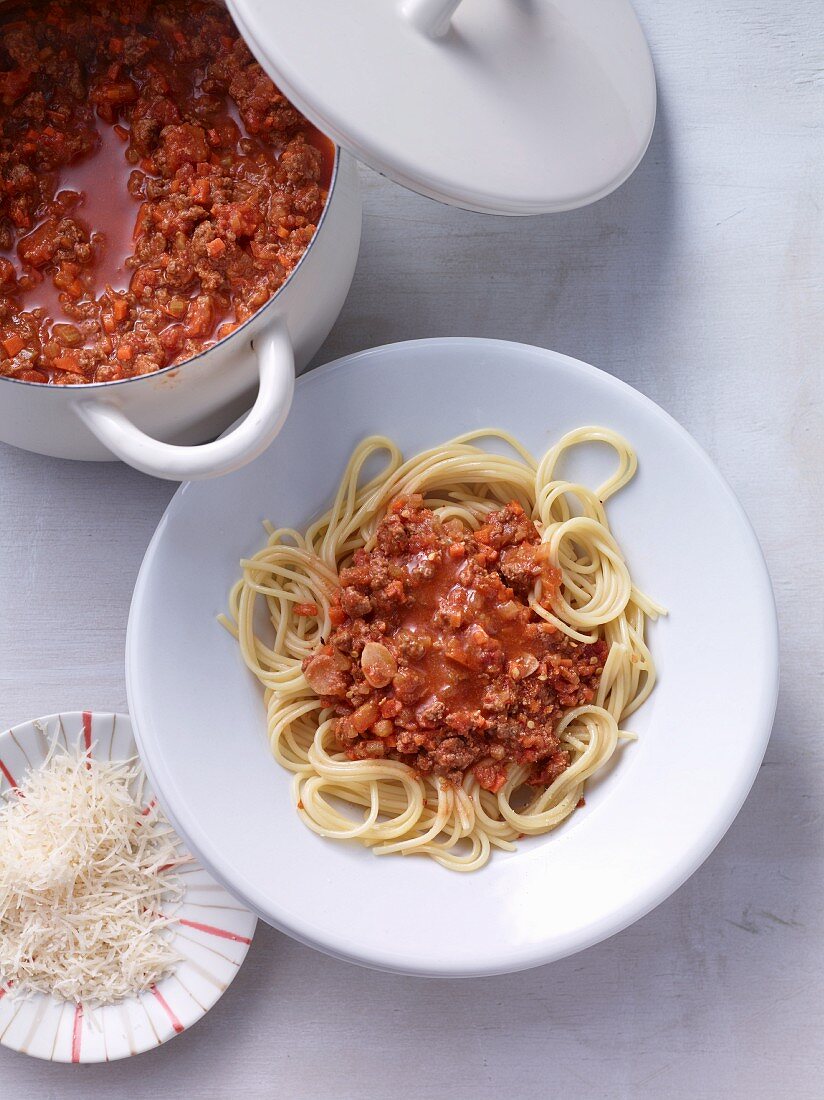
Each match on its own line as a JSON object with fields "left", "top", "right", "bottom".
{"left": 222, "top": 428, "right": 663, "bottom": 872}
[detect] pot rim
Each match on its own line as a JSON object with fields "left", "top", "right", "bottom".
{"left": 0, "top": 143, "right": 342, "bottom": 393}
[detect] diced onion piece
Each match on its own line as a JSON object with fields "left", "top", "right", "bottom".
{"left": 361, "top": 642, "right": 397, "bottom": 688}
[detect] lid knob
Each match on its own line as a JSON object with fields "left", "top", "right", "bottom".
{"left": 399, "top": 0, "right": 462, "bottom": 38}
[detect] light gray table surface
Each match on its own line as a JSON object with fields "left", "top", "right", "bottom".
{"left": 1, "top": 2, "right": 822, "bottom": 1096}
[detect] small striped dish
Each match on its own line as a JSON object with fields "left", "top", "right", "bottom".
{"left": 0, "top": 711, "right": 256, "bottom": 1063}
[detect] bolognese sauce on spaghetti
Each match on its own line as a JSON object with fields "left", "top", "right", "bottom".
{"left": 304, "top": 497, "right": 608, "bottom": 795}
{"left": 0, "top": 0, "right": 333, "bottom": 385}
{"left": 223, "top": 428, "right": 663, "bottom": 872}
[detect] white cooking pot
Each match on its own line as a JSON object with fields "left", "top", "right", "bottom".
{"left": 0, "top": 145, "right": 361, "bottom": 480}
{"left": 0, "top": 0, "right": 656, "bottom": 481}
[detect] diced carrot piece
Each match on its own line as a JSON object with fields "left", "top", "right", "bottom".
{"left": 114, "top": 299, "right": 129, "bottom": 321}
{"left": 53, "top": 352, "right": 80, "bottom": 372}
{"left": 2, "top": 335, "right": 25, "bottom": 357}
{"left": 134, "top": 202, "right": 150, "bottom": 239}
{"left": 206, "top": 237, "right": 225, "bottom": 258}
{"left": 190, "top": 179, "right": 210, "bottom": 204}
{"left": 101, "top": 81, "right": 137, "bottom": 104}
{"left": 294, "top": 602, "right": 319, "bottom": 617}
{"left": 116, "top": 345, "right": 133, "bottom": 362}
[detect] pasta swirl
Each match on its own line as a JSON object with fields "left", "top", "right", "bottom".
{"left": 222, "top": 429, "right": 663, "bottom": 872}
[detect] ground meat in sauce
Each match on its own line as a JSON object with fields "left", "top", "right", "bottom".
{"left": 0, "top": 0, "right": 333, "bottom": 384}
{"left": 302, "top": 497, "right": 609, "bottom": 793}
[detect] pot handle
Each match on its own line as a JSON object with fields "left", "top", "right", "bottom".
{"left": 73, "top": 322, "right": 295, "bottom": 481}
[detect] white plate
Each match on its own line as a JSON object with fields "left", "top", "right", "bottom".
{"left": 0, "top": 712, "right": 256, "bottom": 1062}
{"left": 127, "top": 338, "right": 778, "bottom": 977}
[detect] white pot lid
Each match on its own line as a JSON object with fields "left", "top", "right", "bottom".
{"left": 227, "top": 0, "right": 656, "bottom": 215}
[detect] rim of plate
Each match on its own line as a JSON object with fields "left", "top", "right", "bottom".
{"left": 126, "top": 338, "right": 779, "bottom": 976}
{"left": 0, "top": 711, "right": 256, "bottom": 1062}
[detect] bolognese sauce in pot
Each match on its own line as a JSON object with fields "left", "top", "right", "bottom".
{"left": 0, "top": 0, "right": 334, "bottom": 385}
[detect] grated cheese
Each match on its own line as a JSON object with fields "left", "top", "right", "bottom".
{"left": 0, "top": 742, "right": 184, "bottom": 1005}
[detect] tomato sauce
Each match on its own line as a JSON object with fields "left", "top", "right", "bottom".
{"left": 58, "top": 121, "right": 137, "bottom": 297}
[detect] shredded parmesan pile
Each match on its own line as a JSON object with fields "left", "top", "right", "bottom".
{"left": 0, "top": 745, "right": 183, "bottom": 1005}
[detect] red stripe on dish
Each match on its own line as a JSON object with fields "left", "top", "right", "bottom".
{"left": 178, "top": 918, "right": 252, "bottom": 945}
{"left": 82, "top": 711, "right": 93, "bottom": 754}
{"left": 135, "top": 799, "right": 157, "bottom": 829}
{"left": 71, "top": 1003, "right": 83, "bottom": 1063}
{"left": 151, "top": 985, "right": 184, "bottom": 1033}
{"left": 0, "top": 758, "right": 17, "bottom": 789}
